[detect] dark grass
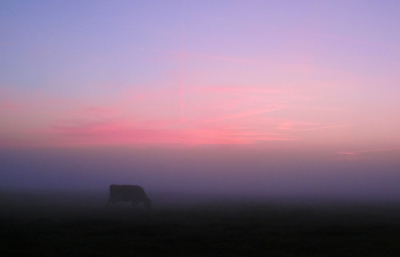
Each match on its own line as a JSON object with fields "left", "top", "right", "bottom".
{"left": 1, "top": 191, "right": 400, "bottom": 256}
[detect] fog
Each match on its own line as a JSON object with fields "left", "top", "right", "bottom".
{"left": 1, "top": 146, "right": 400, "bottom": 204}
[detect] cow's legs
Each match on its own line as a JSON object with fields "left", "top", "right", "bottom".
{"left": 107, "top": 197, "right": 116, "bottom": 207}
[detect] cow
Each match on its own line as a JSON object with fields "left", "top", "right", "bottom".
{"left": 107, "top": 184, "right": 151, "bottom": 209}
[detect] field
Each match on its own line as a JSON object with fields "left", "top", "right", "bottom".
{"left": 1, "top": 191, "right": 400, "bottom": 256}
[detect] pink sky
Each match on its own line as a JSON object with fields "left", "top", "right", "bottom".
{"left": 1, "top": 1, "right": 400, "bottom": 159}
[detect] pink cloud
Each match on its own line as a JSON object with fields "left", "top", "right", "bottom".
{"left": 200, "top": 107, "right": 283, "bottom": 124}
{"left": 299, "top": 124, "right": 355, "bottom": 131}
{"left": 0, "top": 101, "right": 24, "bottom": 111}
{"left": 337, "top": 151, "right": 357, "bottom": 156}
{"left": 0, "top": 83, "right": 300, "bottom": 147}
{"left": 277, "top": 121, "right": 317, "bottom": 131}
{"left": 363, "top": 147, "right": 400, "bottom": 153}
{"left": 23, "top": 119, "right": 293, "bottom": 147}
{"left": 3, "top": 66, "right": 393, "bottom": 149}
{"left": 188, "top": 86, "right": 289, "bottom": 95}
{"left": 353, "top": 147, "right": 400, "bottom": 154}
{"left": 337, "top": 147, "right": 400, "bottom": 159}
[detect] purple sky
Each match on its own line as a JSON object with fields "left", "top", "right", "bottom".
{"left": 1, "top": 1, "right": 400, "bottom": 201}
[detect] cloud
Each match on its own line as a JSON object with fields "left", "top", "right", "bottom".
{"left": 43, "top": 120, "right": 294, "bottom": 147}
{"left": 0, "top": 101, "right": 24, "bottom": 111}
{"left": 337, "top": 147, "right": 400, "bottom": 162}
{"left": 337, "top": 151, "right": 357, "bottom": 156}
{"left": 201, "top": 107, "right": 283, "bottom": 124}
{"left": 338, "top": 147, "right": 400, "bottom": 155}
{"left": 300, "top": 124, "right": 355, "bottom": 131}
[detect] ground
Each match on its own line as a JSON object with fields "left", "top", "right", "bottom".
{"left": 1, "top": 191, "right": 400, "bottom": 256}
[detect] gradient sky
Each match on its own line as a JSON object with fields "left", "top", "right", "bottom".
{"left": 1, "top": 1, "right": 400, "bottom": 199}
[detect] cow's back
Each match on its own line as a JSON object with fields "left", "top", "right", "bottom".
{"left": 108, "top": 184, "right": 151, "bottom": 208}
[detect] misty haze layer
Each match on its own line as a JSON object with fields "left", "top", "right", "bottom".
{"left": 1, "top": 147, "right": 399, "bottom": 203}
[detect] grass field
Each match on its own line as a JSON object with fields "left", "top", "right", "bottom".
{"left": 1, "top": 191, "right": 400, "bottom": 256}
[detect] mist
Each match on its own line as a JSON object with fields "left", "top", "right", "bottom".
{"left": 1, "top": 146, "right": 399, "bottom": 204}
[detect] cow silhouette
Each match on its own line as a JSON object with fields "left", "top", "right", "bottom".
{"left": 107, "top": 184, "right": 151, "bottom": 209}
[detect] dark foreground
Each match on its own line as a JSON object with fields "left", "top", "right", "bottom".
{"left": 1, "top": 192, "right": 400, "bottom": 256}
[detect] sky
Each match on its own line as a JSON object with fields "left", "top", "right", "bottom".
{"left": 1, "top": 1, "right": 400, "bottom": 201}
